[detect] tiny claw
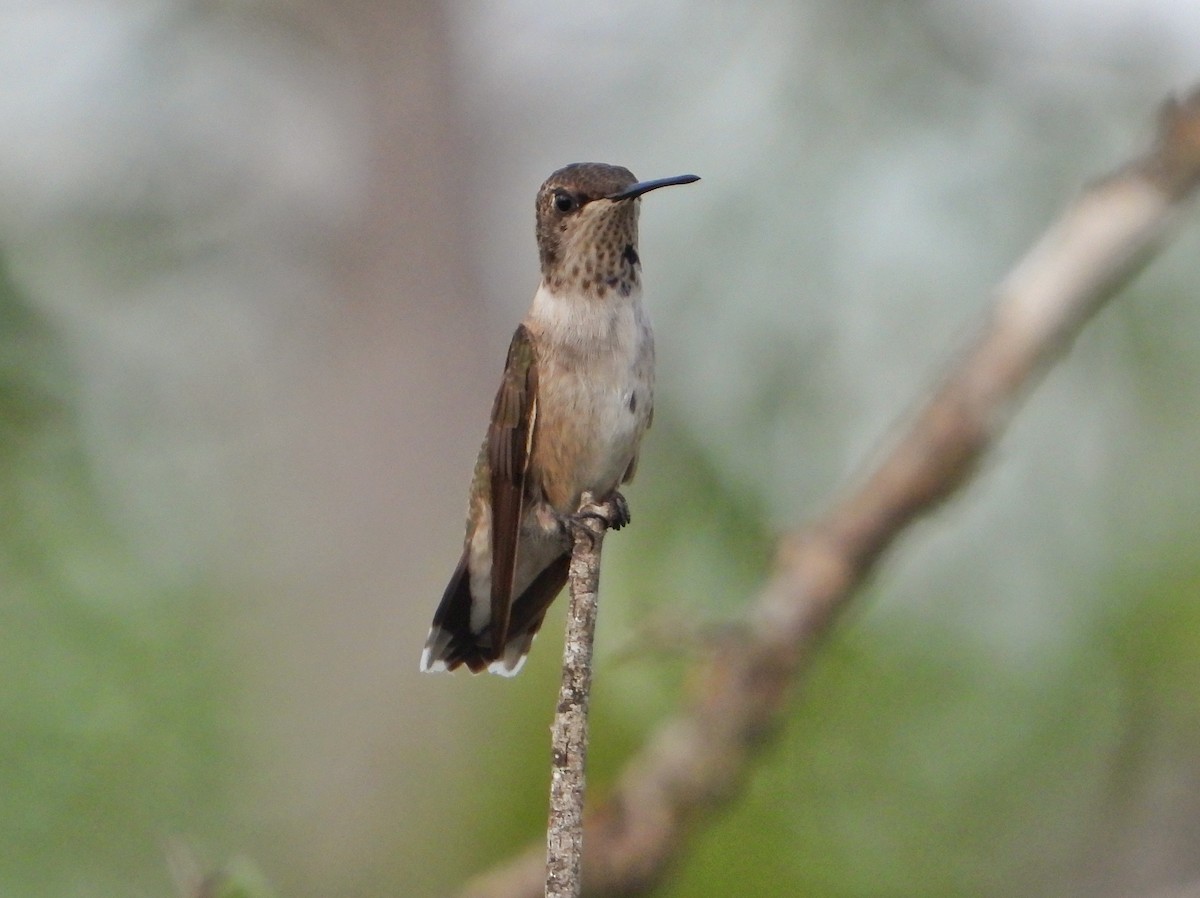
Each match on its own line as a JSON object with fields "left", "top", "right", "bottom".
{"left": 606, "top": 491, "right": 631, "bottom": 531}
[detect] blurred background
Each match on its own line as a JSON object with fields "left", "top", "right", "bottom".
{"left": 3, "top": 2, "right": 1200, "bottom": 896}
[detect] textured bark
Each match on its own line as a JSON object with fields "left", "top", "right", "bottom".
{"left": 545, "top": 494, "right": 611, "bottom": 898}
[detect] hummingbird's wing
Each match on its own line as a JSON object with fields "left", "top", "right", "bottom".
{"left": 485, "top": 324, "right": 538, "bottom": 653}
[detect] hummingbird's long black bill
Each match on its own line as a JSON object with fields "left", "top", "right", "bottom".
{"left": 607, "top": 173, "right": 700, "bottom": 201}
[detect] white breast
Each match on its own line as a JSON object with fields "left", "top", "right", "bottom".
{"left": 527, "top": 282, "right": 655, "bottom": 501}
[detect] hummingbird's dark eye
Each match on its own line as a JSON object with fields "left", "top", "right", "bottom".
{"left": 553, "top": 191, "right": 577, "bottom": 213}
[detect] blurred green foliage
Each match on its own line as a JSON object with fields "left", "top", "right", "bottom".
{"left": 0, "top": 255, "right": 235, "bottom": 898}
{"left": 654, "top": 555, "right": 1200, "bottom": 898}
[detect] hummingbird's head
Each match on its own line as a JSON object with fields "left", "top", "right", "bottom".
{"left": 535, "top": 163, "right": 698, "bottom": 297}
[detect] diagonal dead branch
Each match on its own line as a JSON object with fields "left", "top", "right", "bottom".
{"left": 458, "top": 85, "right": 1200, "bottom": 898}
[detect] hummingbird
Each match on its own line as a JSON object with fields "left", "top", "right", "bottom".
{"left": 420, "top": 162, "right": 699, "bottom": 676}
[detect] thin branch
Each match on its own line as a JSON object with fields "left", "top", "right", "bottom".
{"left": 458, "top": 86, "right": 1200, "bottom": 898}
{"left": 545, "top": 493, "right": 611, "bottom": 898}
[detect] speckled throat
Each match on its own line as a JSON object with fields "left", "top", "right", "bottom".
{"left": 544, "top": 205, "right": 641, "bottom": 299}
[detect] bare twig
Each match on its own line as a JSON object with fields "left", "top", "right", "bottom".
{"left": 545, "top": 493, "right": 611, "bottom": 898}
{"left": 460, "top": 87, "right": 1200, "bottom": 898}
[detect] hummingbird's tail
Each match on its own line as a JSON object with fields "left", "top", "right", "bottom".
{"left": 420, "top": 551, "right": 570, "bottom": 676}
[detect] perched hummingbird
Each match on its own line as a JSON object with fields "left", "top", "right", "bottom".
{"left": 420, "top": 162, "right": 699, "bottom": 676}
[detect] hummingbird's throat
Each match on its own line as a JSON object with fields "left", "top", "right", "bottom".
{"left": 546, "top": 244, "right": 641, "bottom": 299}
{"left": 549, "top": 219, "right": 641, "bottom": 300}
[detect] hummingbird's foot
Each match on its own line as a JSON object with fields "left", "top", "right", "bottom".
{"left": 575, "top": 491, "right": 631, "bottom": 531}
{"left": 563, "top": 491, "right": 631, "bottom": 547}
{"left": 603, "top": 491, "right": 631, "bottom": 530}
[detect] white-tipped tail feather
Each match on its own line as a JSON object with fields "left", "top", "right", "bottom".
{"left": 420, "top": 622, "right": 537, "bottom": 677}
